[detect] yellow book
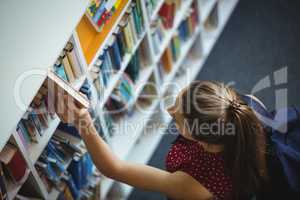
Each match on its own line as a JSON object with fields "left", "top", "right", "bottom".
{"left": 60, "top": 52, "right": 75, "bottom": 82}
{"left": 120, "top": 15, "right": 134, "bottom": 52}
{"left": 65, "top": 42, "right": 82, "bottom": 78}
{"left": 161, "top": 47, "right": 173, "bottom": 73}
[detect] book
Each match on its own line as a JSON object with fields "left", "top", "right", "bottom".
{"left": 161, "top": 46, "right": 173, "bottom": 73}
{"left": 16, "top": 127, "right": 29, "bottom": 150}
{"left": 159, "top": 0, "right": 176, "bottom": 29}
{"left": 64, "top": 42, "right": 82, "bottom": 79}
{"left": 20, "top": 118, "right": 40, "bottom": 143}
{"left": 107, "top": 36, "right": 122, "bottom": 70}
{"left": 47, "top": 70, "right": 90, "bottom": 108}
{"left": 54, "top": 60, "right": 69, "bottom": 82}
{"left": 60, "top": 52, "right": 76, "bottom": 83}
{"left": 0, "top": 144, "right": 27, "bottom": 182}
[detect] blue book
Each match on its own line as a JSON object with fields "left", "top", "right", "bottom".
{"left": 80, "top": 155, "right": 88, "bottom": 187}
{"left": 109, "top": 38, "right": 122, "bottom": 70}
{"left": 80, "top": 80, "right": 92, "bottom": 100}
{"left": 58, "top": 122, "right": 81, "bottom": 139}
{"left": 66, "top": 175, "right": 80, "bottom": 199}
{"left": 68, "top": 156, "right": 82, "bottom": 190}
{"left": 54, "top": 61, "right": 68, "bottom": 81}
{"left": 46, "top": 142, "right": 65, "bottom": 163}
{"left": 18, "top": 122, "right": 32, "bottom": 145}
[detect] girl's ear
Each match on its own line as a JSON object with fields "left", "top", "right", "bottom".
{"left": 167, "top": 105, "right": 176, "bottom": 116}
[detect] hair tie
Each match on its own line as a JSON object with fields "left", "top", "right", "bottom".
{"left": 228, "top": 99, "right": 242, "bottom": 111}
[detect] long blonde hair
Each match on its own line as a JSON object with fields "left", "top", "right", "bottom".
{"left": 180, "top": 81, "right": 267, "bottom": 199}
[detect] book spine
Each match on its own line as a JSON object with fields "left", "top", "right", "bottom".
{"left": 61, "top": 53, "right": 76, "bottom": 83}
{"left": 65, "top": 43, "right": 82, "bottom": 79}
{"left": 16, "top": 127, "right": 29, "bottom": 150}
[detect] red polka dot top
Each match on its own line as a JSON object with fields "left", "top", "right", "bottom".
{"left": 166, "top": 135, "right": 233, "bottom": 200}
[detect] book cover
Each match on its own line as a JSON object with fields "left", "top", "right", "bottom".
{"left": 0, "top": 144, "right": 27, "bottom": 182}
{"left": 47, "top": 70, "right": 90, "bottom": 108}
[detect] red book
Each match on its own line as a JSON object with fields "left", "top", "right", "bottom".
{"left": 0, "top": 144, "right": 27, "bottom": 182}
{"left": 159, "top": 1, "right": 175, "bottom": 29}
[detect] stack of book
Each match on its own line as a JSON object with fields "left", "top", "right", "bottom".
{"left": 159, "top": 1, "right": 199, "bottom": 76}
{"left": 0, "top": 143, "right": 28, "bottom": 200}
{"left": 35, "top": 127, "right": 100, "bottom": 200}
{"left": 53, "top": 39, "right": 85, "bottom": 84}
{"left": 90, "top": 0, "right": 144, "bottom": 100}
{"left": 86, "top": 0, "right": 122, "bottom": 32}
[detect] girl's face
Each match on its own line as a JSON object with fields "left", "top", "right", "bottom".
{"left": 166, "top": 89, "right": 195, "bottom": 141}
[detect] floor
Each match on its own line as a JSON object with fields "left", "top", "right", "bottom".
{"left": 128, "top": 0, "right": 300, "bottom": 199}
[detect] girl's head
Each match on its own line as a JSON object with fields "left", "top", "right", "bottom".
{"left": 168, "top": 80, "right": 266, "bottom": 199}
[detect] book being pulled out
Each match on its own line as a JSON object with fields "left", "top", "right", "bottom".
{"left": 47, "top": 70, "right": 90, "bottom": 109}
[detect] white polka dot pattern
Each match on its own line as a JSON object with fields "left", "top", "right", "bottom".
{"left": 166, "top": 136, "right": 233, "bottom": 200}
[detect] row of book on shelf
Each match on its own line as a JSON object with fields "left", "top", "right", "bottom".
{"left": 150, "top": 0, "right": 196, "bottom": 56}
{"left": 157, "top": 0, "right": 199, "bottom": 79}
{"left": 89, "top": 0, "right": 148, "bottom": 101}
{"left": 53, "top": 39, "right": 85, "bottom": 84}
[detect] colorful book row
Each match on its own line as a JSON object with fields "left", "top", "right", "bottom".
{"left": 53, "top": 39, "right": 85, "bottom": 84}
{"left": 159, "top": 0, "right": 199, "bottom": 75}
{"left": 90, "top": 0, "right": 145, "bottom": 100}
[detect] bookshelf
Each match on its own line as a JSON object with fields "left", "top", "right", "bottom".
{"left": 0, "top": 0, "right": 238, "bottom": 199}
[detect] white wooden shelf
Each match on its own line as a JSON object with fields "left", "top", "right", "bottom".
{"left": 110, "top": 98, "right": 161, "bottom": 161}
{"left": 202, "top": 0, "right": 238, "bottom": 56}
{"left": 199, "top": 0, "right": 218, "bottom": 23}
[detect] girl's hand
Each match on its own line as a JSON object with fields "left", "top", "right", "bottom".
{"left": 53, "top": 90, "right": 94, "bottom": 135}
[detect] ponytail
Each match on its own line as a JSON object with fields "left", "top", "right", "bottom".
{"left": 224, "top": 101, "right": 266, "bottom": 199}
